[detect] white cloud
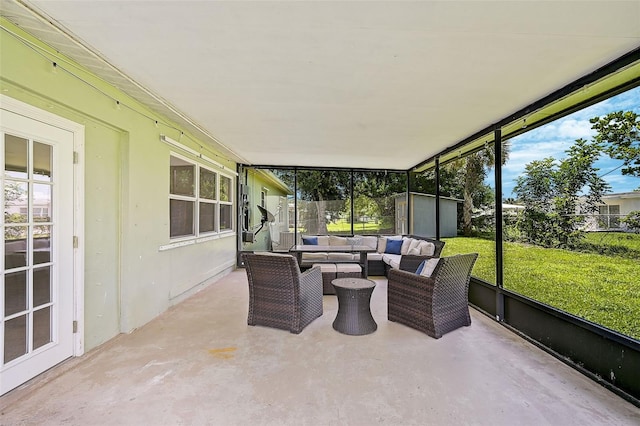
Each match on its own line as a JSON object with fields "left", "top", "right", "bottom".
{"left": 490, "top": 86, "right": 640, "bottom": 198}
{"left": 556, "top": 119, "right": 595, "bottom": 140}
{"left": 503, "top": 140, "right": 567, "bottom": 173}
{"left": 603, "top": 174, "right": 640, "bottom": 193}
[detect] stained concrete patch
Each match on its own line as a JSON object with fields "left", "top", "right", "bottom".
{"left": 208, "top": 347, "right": 237, "bottom": 359}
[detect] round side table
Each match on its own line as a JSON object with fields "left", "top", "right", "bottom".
{"left": 331, "top": 277, "right": 377, "bottom": 335}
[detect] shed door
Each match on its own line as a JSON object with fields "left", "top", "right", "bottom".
{"left": 1, "top": 108, "right": 74, "bottom": 395}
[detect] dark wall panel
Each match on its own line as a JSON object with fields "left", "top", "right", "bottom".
{"left": 469, "top": 279, "right": 496, "bottom": 317}
{"left": 503, "top": 294, "right": 640, "bottom": 403}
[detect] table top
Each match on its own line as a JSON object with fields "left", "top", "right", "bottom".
{"left": 332, "top": 277, "right": 376, "bottom": 290}
{"left": 290, "top": 244, "right": 376, "bottom": 253}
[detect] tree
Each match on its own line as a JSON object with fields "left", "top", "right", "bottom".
{"left": 514, "top": 138, "right": 610, "bottom": 248}
{"left": 622, "top": 211, "right": 640, "bottom": 233}
{"left": 353, "top": 171, "right": 406, "bottom": 231}
{"left": 4, "top": 182, "right": 27, "bottom": 240}
{"left": 352, "top": 194, "right": 379, "bottom": 222}
{"left": 275, "top": 170, "right": 350, "bottom": 234}
{"left": 444, "top": 140, "right": 510, "bottom": 236}
{"left": 590, "top": 111, "right": 640, "bottom": 178}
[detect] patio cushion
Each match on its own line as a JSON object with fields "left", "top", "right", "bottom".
{"left": 313, "top": 263, "right": 337, "bottom": 273}
{"left": 377, "top": 235, "right": 402, "bottom": 253}
{"left": 382, "top": 254, "right": 401, "bottom": 269}
{"left": 385, "top": 239, "right": 403, "bottom": 254}
{"left": 329, "top": 235, "right": 348, "bottom": 246}
{"left": 367, "top": 252, "right": 383, "bottom": 261}
{"left": 419, "top": 258, "right": 440, "bottom": 277}
{"left": 418, "top": 240, "right": 436, "bottom": 256}
{"left": 400, "top": 237, "right": 413, "bottom": 255}
{"left": 360, "top": 236, "right": 378, "bottom": 250}
{"left": 302, "top": 252, "right": 328, "bottom": 261}
{"left": 302, "top": 236, "right": 318, "bottom": 245}
{"left": 336, "top": 263, "right": 362, "bottom": 279}
{"left": 346, "top": 236, "right": 362, "bottom": 245}
{"left": 327, "top": 252, "right": 356, "bottom": 261}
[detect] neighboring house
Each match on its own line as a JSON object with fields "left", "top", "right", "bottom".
{"left": 502, "top": 203, "right": 525, "bottom": 214}
{"left": 240, "top": 169, "right": 291, "bottom": 252}
{"left": 590, "top": 191, "right": 640, "bottom": 232}
{"left": 396, "top": 192, "right": 462, "bottom": 238}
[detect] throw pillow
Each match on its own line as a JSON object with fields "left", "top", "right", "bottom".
{"left": 329, "top": 235, "right": 348, "bottom": 246}
{"left": 416, "top": 260, "right": 426, "bottom": 275}
{"left": 377, "top": 237, "right": 387, "bottom": 253}
{"left": 377, "top": 235, "right": 402, "bottom": 253}
{"left": 418, "top": 240, "right": 435, "bottom": 256}
{"left": 302, "top": 236, "right": 318, "bottom": 245}
{"left": 407, "top": 247, "right": 421, "bottom": 255}
{"left": 360, "top": 236, "right": 378, "bottom": 249}
{"left": 419, "top": 258, "right": 440, "bottom": 277}
{"left": 385, "top": 239, "right": 403, "bottom": 255}
{"left": 400, "top": 237, "right": 413, "bottom": 255}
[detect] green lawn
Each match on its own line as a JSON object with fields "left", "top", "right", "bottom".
{"left": 442, "top": 236, "right": 640, "bottom": 341}
{"left": 326, "top": 219, "right": 385, "bottom": 233}
{"left": 581, "top": 232, "right": 640, "bottom": 258}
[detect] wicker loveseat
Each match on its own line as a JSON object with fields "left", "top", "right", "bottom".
{"left": 298, "top": 234, "right": 445, "bottom": 276}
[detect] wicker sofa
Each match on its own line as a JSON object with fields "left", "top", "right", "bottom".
{"left": 298, "top": 234, "right": 445, "bottom": 276}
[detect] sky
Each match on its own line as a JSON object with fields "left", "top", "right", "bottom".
{"left": 493, "top": 85, "right": 640, "bottom": 199}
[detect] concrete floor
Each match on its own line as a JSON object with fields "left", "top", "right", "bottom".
{"left": 1, "top": 270, "right": 639, "bottom": 426}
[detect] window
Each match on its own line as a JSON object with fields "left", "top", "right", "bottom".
{"left": 169, "top": 155, "right": 234, "bottom": 239}
{"left": 598, "top": 204, "right": 620, "bottom": 229}
{"left": 219, "top": 174, "right": 233, "bottom": 232}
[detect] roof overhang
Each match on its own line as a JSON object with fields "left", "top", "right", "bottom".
{"left": 2, "top": 0, "right": 640, "bottom": 170}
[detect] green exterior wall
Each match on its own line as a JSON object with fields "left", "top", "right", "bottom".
{"left": 1, "top": 19, "right": 238, "bottom": 351}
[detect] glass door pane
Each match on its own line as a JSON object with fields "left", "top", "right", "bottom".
{"left": 2, "top": 133, "right": 55, "bottom": 365}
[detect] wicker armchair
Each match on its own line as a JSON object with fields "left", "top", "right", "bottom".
{"left": 387, "top": 253, "right": 478, "bottom": 339}
{"left": 242, "top": 252, "right": 323, "bottom": 334}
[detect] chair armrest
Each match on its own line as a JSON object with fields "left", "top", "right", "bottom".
{"left": 388, "top": 269, "right": 435, "bottom": 287}
{"left": 300, "top": 266, "right": 323, "bottom": 295}
{"left": 387, "top": 268, "right": 435, "bottom": 302}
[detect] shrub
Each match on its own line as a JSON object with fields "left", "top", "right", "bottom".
{"left": 622, "top": 210, "right": 640, "bottom": 233}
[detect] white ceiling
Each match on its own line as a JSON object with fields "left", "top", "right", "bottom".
{"left": 5, "top": 1, "right": 640, "bottom": 170}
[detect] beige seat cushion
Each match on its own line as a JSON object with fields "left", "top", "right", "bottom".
{"left": 366, "top": 252, "right": 383, "bottom": 261}
{"left": 336, "top": 263, "right": 362, "bottom": 273}
{"left": 328, "top": 252, "right": 356, "bottom": 261}
{"left": 382, "top": 254, "right": 401, "bottom": 269}
{"left": 302, "top": 252, "right": 328, "bottom": 261}
{"left": 312, "top": 263, "right": 337, "bottom": 273}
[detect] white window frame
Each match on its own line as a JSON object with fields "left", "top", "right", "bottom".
{"left": 218, "top": 172, "right": 234, "bottom": 232}
{"left": 260, "top": 188, "right": 267, "bottom": 208}
{"left": 168, "top": 152, "right": 235, "bottom": 243}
